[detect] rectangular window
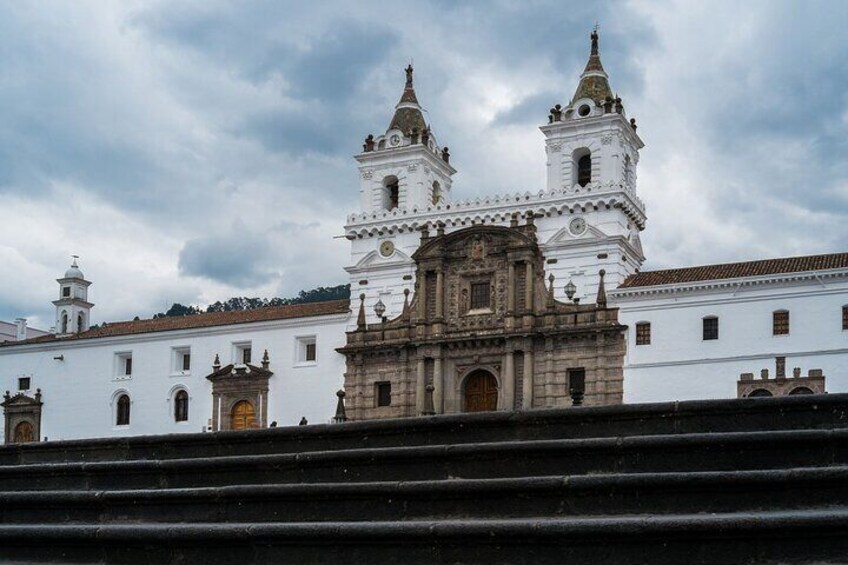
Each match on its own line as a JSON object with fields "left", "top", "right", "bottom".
{"left": 567, "top": 368, "right": 586, "bottom": 394}
{"left": 470, "top": 282, "right": 490, "bottom": 310}
{"left": 62, "top": 287, "right": 70, "bottom": 297}
{"left": 233, "top": 342, "right": 252, "bottom": 365}
{"left": 172, "top": 347, "right": 191, "bottom": 374}
{"left": 843, "top": 306, "right": 848, "bottom": 330}
{"left": 635, "top": 322, "right": 651, "bottom": 345}
{"left": 773, "top": 311, "right": 789, "bottom": 336}
{"left": 376, "top": 382, "right": 391, "bottom": 407}
{"left": 295, "top": 336, "right": 317, "bottom": 365}
{"left": 18, "top": 377, "right": 30, "bottom": 391}
{"left": 703, "top": 317, "right": 719, "bottom": 340}
{"left": 114, "top": 352, "right": 133, "bottom": 379}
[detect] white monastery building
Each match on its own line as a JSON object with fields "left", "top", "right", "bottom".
{"left": 0, "top": 31, "right": 846, "bottom": 443}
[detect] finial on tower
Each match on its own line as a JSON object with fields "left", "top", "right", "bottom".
{"left": 405, "top": 64, "right": 414, "bottom": 88}
{"left": 591, "top": 23, "right": 600, "bottom": 55}
{"left": 357, "top": 293, "right": 367, "bottom": 330}
{"left": 596, "top": 269, "right": 607, "bottom": 308}
{"left": 71, "top": 254, "right": 79, "bottom": 268}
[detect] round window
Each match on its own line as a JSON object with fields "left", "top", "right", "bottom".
{"left": 578, "top": 104, "right": 591, "bottom": 117}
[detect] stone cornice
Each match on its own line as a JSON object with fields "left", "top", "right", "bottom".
{"left": 625, "top": 346, "right": 848, "bottom": 370}
{"left": 355, "top": 144, "right": 456, "bottom": 176}
{"left": 610, "top": 268, "right": 848, "bottom": 301}
{"left": 539, "top": 113, "right": 644, "bottom": 150}
{"left": 0, "top": 313, "right": 349, "bottom": 355}
{"left": 345, "top": 183, "right": 646, "bottom": 238}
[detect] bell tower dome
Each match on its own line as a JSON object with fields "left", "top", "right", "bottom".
{"left": 355, "top": 65, "right": 456, "bottom": 213}
{"left": 52, "top": 256, "right": 93, "bottom": 336}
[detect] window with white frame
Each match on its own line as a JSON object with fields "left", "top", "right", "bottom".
{"left": 233, "top": 342, "right": 252, "bottom": 365}
{"left": 296, "top": 336, "right": 317, "bottom": 365}
{"left": 172, "top": 346, "right": 191, "bottom": 374}
{"left": 114, "top": 392, "right": 131, "bottom": 426}
{"left": 114, "top": 352, "right": 133, "bottom": 379}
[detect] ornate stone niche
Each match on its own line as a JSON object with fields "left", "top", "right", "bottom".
{"left": 2, "top": 389, "right": 43, "bottom": 445}
{"left": 206, "top": 352, "right": 274, "bottom": 431}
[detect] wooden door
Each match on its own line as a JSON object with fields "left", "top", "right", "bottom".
{"left": 14, "top": 421, "right": 34, "bottom": 443}
{"left": 230, "top": 400, "right": 256, "bottom": 430}
{"left": 464, "top": 371, "right": 498, "bottom": 412}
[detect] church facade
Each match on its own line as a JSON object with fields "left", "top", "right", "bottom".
{"left": 340, "top": 221, "right": 625, "bottom": 420}
{"left": 0, "top": 31, "right": 845, "bottom": 442}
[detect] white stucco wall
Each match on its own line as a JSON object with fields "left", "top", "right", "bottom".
{"left": 0, "top": 313, "right": 349, "bottom": 442}
{"left": 611, "top": 274, "right": 848, "bottom": 402}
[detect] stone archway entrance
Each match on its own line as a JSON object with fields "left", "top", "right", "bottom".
{"left": 464, "top": 370, "right": 499, "bottom": 412}
{"left": 14, "top": 421, "right": 34, "bottom": 443}
{"left": 230, "top": 400, "right": 256, "bottom": 431}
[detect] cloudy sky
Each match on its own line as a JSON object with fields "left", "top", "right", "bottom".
{"left": 1, "top": 0, "right": 846, "bottom": 329}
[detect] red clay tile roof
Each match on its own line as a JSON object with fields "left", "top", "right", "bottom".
{"left": 2, "top": 299, "right": 351, "bottom": 347}
{"left": 620, "top": 252, "right": 848, "bottom": 289}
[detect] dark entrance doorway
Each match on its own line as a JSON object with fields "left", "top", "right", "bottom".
{"left": 464, "top": 370, "right": 498, "bottom": 412}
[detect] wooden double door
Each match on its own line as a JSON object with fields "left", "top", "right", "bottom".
{"left": 464, "top": 370, "right": 499, "bottom": 412}
{"left": 231, "top": 400, "right": 257, "bottom": 431}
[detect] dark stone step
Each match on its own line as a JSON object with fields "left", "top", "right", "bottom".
{"left": 0, "top": 428, "right": 845, "bottom": 491}
{"left": 2, "top": 394, "right": 846, "bottom": 466}
{"left": 0, "top": 467, "right": 845, "bottom": 524}
{"left": 0, "top": 510, "right": 846, "bottom": 564}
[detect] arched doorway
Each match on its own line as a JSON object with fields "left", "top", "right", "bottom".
{"left": 789, "top": 387, "right": 814, "bottom": 395}
{"left": 231, "top": 400, "right": 256, "bottom": 431}
{"left": 14, "top": 421, "right": 34, "bottom": 443}
{"left": 748, "top": 389, "right": 773, "bottom": 398}
{"left": 463, "top": 370, "right": 499, "bottom": 412}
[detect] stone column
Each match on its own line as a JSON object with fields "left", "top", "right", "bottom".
{"left": 214, "top": 393, "right": 221, "bottom": 431}
{"left": 522, "top": 350, "right": 534, "bottom": 410}
{"left": 417, "top": 273, "right": 427, "bottom": 320}
{"left": 435, "top": 270, "right": 444, "bottom": 319}
{"left": 416, "top": 356, "right": 426, "bottom": 414}
{"left": 433, "top": 352, "right": 443, "bottom": 414}
{"left": 507, "top": 262, "right": 516, "bottom": 313}
{"left": 524, "top": 261, "right": 534, "bottom": 312}
{"left": 502, "top": 350, "right": 515, "bottom": 411}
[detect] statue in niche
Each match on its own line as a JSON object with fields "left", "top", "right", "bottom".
{"left": 470, "top": 238, "right": 485, "bottom": 261}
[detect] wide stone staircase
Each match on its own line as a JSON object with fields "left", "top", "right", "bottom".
{"left": 0, "top": 394, "right": 847, "bottom": 564}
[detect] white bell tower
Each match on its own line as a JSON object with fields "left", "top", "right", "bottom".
{"left": 537, "top": 29, "right": 648, "bottom": 297}
{"left": 541, "top": 29, "right": 644, "bottom": 194}
{"left": 52, "top": 256, "right": 93, "bottom": 336}
{"left": 355, "top": 65, "right": 456, "bottom": 213}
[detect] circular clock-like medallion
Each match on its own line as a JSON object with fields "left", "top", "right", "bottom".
{"left": 390, "top": 134, "right": 401, "bottom": 146}
{"left": 379, "top": 240, "right": 395, "bottom": 257}
{"left": 569, "top": 217, "right": 587, "bottom": 235}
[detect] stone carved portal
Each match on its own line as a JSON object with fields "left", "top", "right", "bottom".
{"left": 464, "top": 370, "right": 498, "bottom": 412}
{"left": 206, "top": 358, "right": 273, "bottom": 431}
{"left": 231, "top": 400, "right": 257, "bottom": 430}
{"left": 2, "top": 389, "right": 43, "bottom": 445}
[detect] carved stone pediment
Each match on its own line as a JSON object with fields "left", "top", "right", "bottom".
{"left": 414, "top": 225, "right": 537, "bottom": 262}
{"left": 2, "top": 390, "right": 43, "bottom": 445}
